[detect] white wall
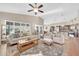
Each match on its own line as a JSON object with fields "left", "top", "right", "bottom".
{"left": 0, "top": 12, "right": 44, "bottom": 34}
{"left": 0, "top": 12, "right": 43, "bottom": 25}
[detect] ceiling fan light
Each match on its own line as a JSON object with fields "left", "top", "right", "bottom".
{"left": 33, "top": 8, "right": 38, "bottom": 12}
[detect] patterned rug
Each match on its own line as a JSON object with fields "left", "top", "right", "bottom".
{"left": 20, "top": 40, "right": 64, "bottom": 56}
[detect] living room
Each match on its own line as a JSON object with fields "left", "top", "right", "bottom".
{"left": 0, "top": 3, "right": 79, "bottom": 56}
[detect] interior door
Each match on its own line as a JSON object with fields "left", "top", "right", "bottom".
{"left": 35, "top": 25, "right": 43, "bottom": 38}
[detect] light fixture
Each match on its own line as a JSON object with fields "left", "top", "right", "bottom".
{"left": 33, "top": 8, "right": 38, "bottom": 12}
{"left": 28, "top": 3, "right": 44, "bottom": 15}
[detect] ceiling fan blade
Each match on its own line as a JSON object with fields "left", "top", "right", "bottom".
{"left": 29, "top": 4, "right": 34, "bottom": 8}
{"left": 27, "top": 10, "right": 33, "bottom": 12}
{"left": 38, "top": 10, "right": 44, "bottom": 13}
{"left": 38, "top": 5, "right": 43, "bottom": 8}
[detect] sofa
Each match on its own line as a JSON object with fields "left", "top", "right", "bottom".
{"left": 42, "top": 33, "right": 64, "bottom": 45}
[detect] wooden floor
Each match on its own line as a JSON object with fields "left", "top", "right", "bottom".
{"left": 64, "top": 37, "right": 79, "bottom": 56}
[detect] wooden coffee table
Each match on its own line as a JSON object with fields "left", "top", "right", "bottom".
{"left": 17, "top": 39, "right": 38, "bottom": 53}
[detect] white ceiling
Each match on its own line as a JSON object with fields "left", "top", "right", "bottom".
{"left": 0, "top": 3, "right": 79, "bottom": 24}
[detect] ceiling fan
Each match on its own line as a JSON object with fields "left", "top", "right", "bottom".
{"left": 27, "top": 3, "right": 44, "bottom": 15}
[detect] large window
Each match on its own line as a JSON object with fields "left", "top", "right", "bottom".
{"left": 4, "top": 21, "right": 31, "bottom": 39}
{"left": 6, "top": 21, "right": 14, "bottom": 35}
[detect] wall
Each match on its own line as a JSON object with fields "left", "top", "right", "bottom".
{"left": 0, "top": 12, "right": 43, "bottom": 24}
{"left": 0, "top": 12, "right": 44, "bottom": 34}
{"left": 50, "top": 17, "right": 79, "bottom": 26}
